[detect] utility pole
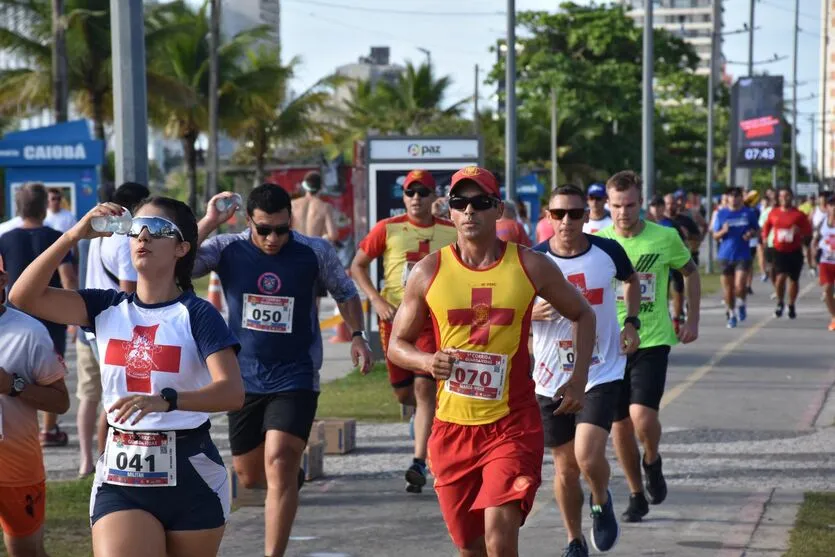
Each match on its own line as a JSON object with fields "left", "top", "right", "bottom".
{"left": 772, "top": 165, "right": 777, "bottom": 189}
{"left": 641, "top": 0, "right": 654, "bottom": 203}
{"left": 811, "top": 113, "right": 816, "bottom": 182}
{"left": 551, "top": 87, "right": 558, "bottom": 190}
{"left": 207, "top": 0, "right": 221, "bottom": 204}
{"left": 705, "top": 0, "right": 719, "bottom": 274}
{"left": 822, "top": 0, "right": 830, "bottom": 189}
{"left": 739, "top": 0, "right": 756, "bottom": 191}
{"left": 505, "top": 0, "right": 517, "bottom": 201}
{"left": 51, "top": 0, "right": 67, "bottom": 123}
{"left": 790, "top": 0, "right": 799, "bottom": 193}
{"left": 110, "top": 0, "right": 148, "bottom": 186}
{"left": 474, "top": 64, "right": 480, "bottom": 136}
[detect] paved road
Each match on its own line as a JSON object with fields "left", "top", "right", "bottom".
{"left": 39, "top": 281, "right": 835, "bottom": 556}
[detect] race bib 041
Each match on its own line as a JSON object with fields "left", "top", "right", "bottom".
{"left": 103, "top": 428, "right": 177, "bottom": 487}
{"left": 444, "top": 349, "right": 508, "bottom": 401}
{"left": 616, "top": 273, "right": 656, "bottom": 303}
{"left": 242, "top": 294, "right": 294, "bottom": 333}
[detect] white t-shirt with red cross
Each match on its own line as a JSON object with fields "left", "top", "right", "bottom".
{"left": 531, "top": 234, "right": 634, "bottom": 397}
{"left": 79, "top": 289, "right": 239, "bottom": 431}
{"left": 819, "top": 218, "right": 835, "bottom": 265}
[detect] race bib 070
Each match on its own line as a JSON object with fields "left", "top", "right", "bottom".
{"left": 242, "top": 293, "right": 294, "bottom": 333}
{"left": 444, "top": 349, "right": 508, "bottom": 401}
{"left": 103, "top": 429, "right": 176, "bottom": 487}
{"left": 616, "top": 273, "right": 656, "bottom": 303}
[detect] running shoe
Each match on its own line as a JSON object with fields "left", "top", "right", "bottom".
{"left": 621, "top": 492, "right": 649, "bottom": 523}
{"left": 643, "top": 454, "right": 668, "bottom": 505}
{"left": 590, "top": 489, "right": 620, "bottom": 552}
{"left": 726, "top": 315, "right": 737, "bottom": 329}
{"left": 405, "top": 460, "right": 427, "bottom": 493}
{"left": 770, "top": 292, "right": 778, "bottom": 300}
{"left": 828, "top": 318, "right": 835, "bottom": 332}
{"left": 774, "top": 302, "right": 784, "bottom": 318}
{"left": 788, "top": 305, "right": 797, "bottom": 319}
{"left": 561, "top": 537, "right": 589, "bottom": 557}
{"left": 760, "top": 273, "right": 769, "bottom": 282}
{"left": 40, "top": 425, "right": 68, "bottom": 447}
{"left": 747, "top": 286, "right": 754, "bottom": 295}
{"left": 738, "top": 305, "right": 747, "bottom": 322}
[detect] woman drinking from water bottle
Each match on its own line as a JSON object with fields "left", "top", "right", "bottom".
{"left": 9, "top": 197, "right": 244, "bottom": 557}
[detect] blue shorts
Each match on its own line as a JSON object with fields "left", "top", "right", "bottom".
{"left": 90, "top": 422, "right": 229, "bottom": 531}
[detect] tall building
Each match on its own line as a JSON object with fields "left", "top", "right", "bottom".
{"left": 222, "top": 0, "right": 280, "bottom": 42}
{"left": 819, "top": 0, "right": 835, "bottom": 181}
{"left": 332, "top": 47, "right": 405, "bottom": 109}
{"left": 621, "top": 0, "right": 723, "bottom": 76}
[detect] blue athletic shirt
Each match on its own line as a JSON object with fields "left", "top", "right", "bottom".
{"left": 713, "top": 207, "right": 758, "bottom": 261}
{"left": 192, "top": 230, "right": 359, "bottom": 394}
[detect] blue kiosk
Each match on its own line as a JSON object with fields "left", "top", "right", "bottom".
{"left": 0, "top": 120, "right": 105, "bottom": 220}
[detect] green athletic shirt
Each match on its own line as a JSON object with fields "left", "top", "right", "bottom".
{"left": 596, "top": 221, "right": 692, "bottom": 348}
{"left": 758, "top": 206, "right": 774, "bottom": 247}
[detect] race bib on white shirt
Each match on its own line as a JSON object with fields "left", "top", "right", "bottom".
{"left": 400, "top": 262, "right": 416, "bottom": 287}
{"left": 616, "top": 273, "right": 656, "bottom": 303}
{"left": 776, "top": 229, "right": 794, "bottom": 243}
{"left": 555, "top": 338, "right": 603, "bottom": 373}
{"left": 242, "top": 293, "right": 294, "bottom": 333}
{"left": 103, "top": 428, "right": 177, "bottom": 487}
{"left": 444, "top": 349, "right": 507, "bottom": 401}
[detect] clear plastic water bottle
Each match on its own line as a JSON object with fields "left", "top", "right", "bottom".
{"left": 91, "top": 208, "right": 132, "bottom": 234}
{"left": 214, "top": 193, "right": 242, "bottom": 213}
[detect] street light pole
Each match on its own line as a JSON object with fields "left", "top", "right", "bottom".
{"left": 207, "top": 0, "right": 221, "bottom": 204}
{"left": 790, "top": 0, "right": 799, "bottom": 194}
{"left": 822, "top": 0, "right": 830, "bottom": 189}
{"left": 705, "top": 0, "right": 719, "bottom": 274}
{"left": 641, "top": 0, "right": 654, "bottom": 204}
{"left": 505, "top": 0, "right": 517, "bottom": 201}
{"left": 551, "top": 87, "right": 558, "bottom": 191}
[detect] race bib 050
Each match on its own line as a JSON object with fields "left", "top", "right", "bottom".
{"left": 242, "top": 293, "right": 294, "bottom": 333}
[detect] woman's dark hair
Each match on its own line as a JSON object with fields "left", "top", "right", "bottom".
{"left": 247, "top": 183, "right": 292, "bottom": 217}
{"left": 134, "top": 196, "right": 198, "bottom": 292}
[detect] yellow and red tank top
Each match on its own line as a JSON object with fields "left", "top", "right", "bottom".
{"left": 425, "top": 242, "right": 538, "bottom": 425}
{"left": 358, "top": 215, "right": 457, "bottom": 307}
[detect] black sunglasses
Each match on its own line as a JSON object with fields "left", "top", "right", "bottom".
{"left": 404, "top": 188, "right": 432, "bottom": 198}
{"left": 548, "top": 208, "right": 587, "bottom": 220}
{"left": 449, "top": 195, "right": 498, "bottom": 212}
{"left": 253, "top": 223, "right": 291, "bottom": 237}
{"left": 128, "top": 217, "right": 184, "bottom": 240}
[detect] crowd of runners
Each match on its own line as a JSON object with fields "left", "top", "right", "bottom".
{"left": 0, "top": 166, "right": 833, "bottom": 557}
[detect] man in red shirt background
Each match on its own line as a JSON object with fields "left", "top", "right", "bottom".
{"left": 495, "top": 203, "right": 532, "bottom": 246}
{"left": 762, "top": 188, "right": 812, "bottom": 319}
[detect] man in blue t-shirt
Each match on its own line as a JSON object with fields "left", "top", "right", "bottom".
{"left": 712, "top": 187, "right": 759, "bottom": 328}
{"left": 0, "top": 183, "right": 77, "bottom": 447}
{"left": 193, "top": 184, "right": 371, "bottom": 557}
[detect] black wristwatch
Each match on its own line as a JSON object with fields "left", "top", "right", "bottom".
{"left": 9, "top": 373, "right": 25, "bottom": 397}
{"left": 352, "top": 330, "right": 368, "bottom": 342}
{"left": 160, "top": 388, "right": 178, "bottom": 412}
{"left": 624, "top": 316, "right": 641, "bottom": 330}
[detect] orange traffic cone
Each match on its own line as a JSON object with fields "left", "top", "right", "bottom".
{"left": 329, "top": 306, "right": 352, "bottom": 343}
{"left": 207, "top": 272, "right": 227, "bottom": 320}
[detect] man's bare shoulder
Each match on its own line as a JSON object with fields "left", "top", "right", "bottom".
{"left": 408, "top": 251, "right": 443, "bottom": 292}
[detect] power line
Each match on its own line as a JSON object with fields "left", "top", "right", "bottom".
{"left": 282, "top": 0, "right": 504, "bottom": 17}
{"left": 758, "top": 0, "right": 818, "bottom": 21}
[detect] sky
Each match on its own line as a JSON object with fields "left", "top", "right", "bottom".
{"left": 279, "top": 0, "right": 822, "bottom": 172}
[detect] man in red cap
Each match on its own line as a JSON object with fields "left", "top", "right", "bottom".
{"left": 388, "top": 166, "right": 596, "bottom": 556}
{"left": 351, "top": 169, "right": 457, "bottom": 492}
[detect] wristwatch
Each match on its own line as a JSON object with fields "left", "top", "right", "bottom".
{"left": 623, "top": 316, "right": 641, "bottom": 330}
{"left": 160, "top": 388, "right": 178, "bottom": 412}
{"left": 9, "top": 373, "right": 26, "bottom": 397}
{"left": 352, "top": 330, "right": 368, "bottom": 342}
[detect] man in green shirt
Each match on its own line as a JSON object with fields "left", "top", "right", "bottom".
{"left": 596, "top": 171, "right": 701, "bottom": 523}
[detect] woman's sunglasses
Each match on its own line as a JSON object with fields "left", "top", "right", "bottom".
{"left": 127, "top": 217, "right": 184, "bottom": 240}
{"left": 253, "top": 224, "right": 291, "bottom": 237}
{"left": 548, "top": 208, "right": 587, "bottom": 220}
{"left": 404, "top": 187, "right": 433, "bottom": 198}
{"left": 448, "top": 195, "right": 499, "bottom": 212}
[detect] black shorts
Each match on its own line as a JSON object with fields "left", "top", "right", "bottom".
{"left": 537, "top": 380, "right": 623, "bottom": 448}
{"left": 765, "top": 247, "right": 777, "bottom": 265}
{"left": 773, "top": 250, "right": 804, "bottom": 282}
{"left": 669, "top": 270, "right": 684, "bottom": 294}
{"left": 228, "top": 390, "right": 319, "bottom": 455}
{"left": 614, "top": 345, "right": 670, "bottom": 422}
{"left": 749, "top": 246, "right": 757, "bottom": 259}
{"left": 717, "top": 258, "right": 753, "bottom": 275}
{"left": 90, "top": 422, "right": 228, "bottom": 530}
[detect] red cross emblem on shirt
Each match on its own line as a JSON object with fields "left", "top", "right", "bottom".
{"left": 406, "top": 239, "right": 431, "bottom": 263}
{"left": 567, "top": 273, "right": 604, "bottom": 305}
{"left": 447, "top": 287, "right": 515, "bottom": 346}
{"left": 104, "top": 325, "right": 182, "bottom": 393}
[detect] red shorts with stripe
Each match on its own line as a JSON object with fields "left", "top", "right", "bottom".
{"left": 820, "top": 263, "right": 835, "bottom": 285}
{"left": 427, "top": 406, "right": 544, "bottom": 548}
{"left": 379, "top": 319, "right": 435, "bottom": 388}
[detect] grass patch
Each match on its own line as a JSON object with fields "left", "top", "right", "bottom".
{"left": 317, "top": 362, "right": 401, "bottom": 422}
{"left": 784, "top": 492, "right": 835, "bottom": 557}
{"left": 701, "top": 272, "right": 721, "bottom": 296}
{"left": 0, "top": 476, "right": 94, "bottom": 557}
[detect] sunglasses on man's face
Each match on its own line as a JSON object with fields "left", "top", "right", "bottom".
{"left": 448, "top": 195, "right": 498, "bottom": 212}
{"left": 548, "top": 208, "right": 587, "bottom": 220}
{"left": 404, "top": 187, "right": 432, "bottom": 198}
{"left": 127, "top": 217, "right": 184, "bottom": 240}
{"left": 253, "top": 223, "right": 291, "bottom": 237}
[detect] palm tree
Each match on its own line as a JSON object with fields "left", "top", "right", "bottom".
{"left": 145, "top": 0, "right": 274, "bottom": 211}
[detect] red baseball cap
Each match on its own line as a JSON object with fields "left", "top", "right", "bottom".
{"left": 402, "top": 169, "right": 437, "bottom": 190}
{"left": 449, "top": 166, "right": 500, "bottom": 197}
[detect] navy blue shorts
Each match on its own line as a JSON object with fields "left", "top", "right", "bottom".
{"left": 90, "top": 421, "right": 229, "bottom": 531}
